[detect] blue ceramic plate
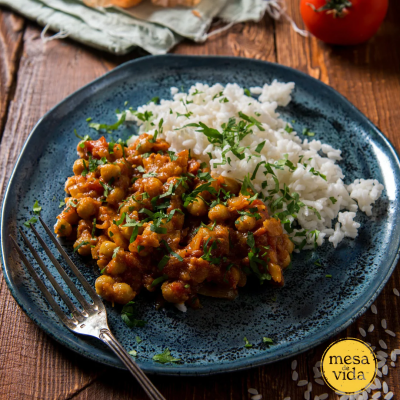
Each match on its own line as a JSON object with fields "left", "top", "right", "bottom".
{"left": 2, "top": 55, "right": 400, "bottom": 376}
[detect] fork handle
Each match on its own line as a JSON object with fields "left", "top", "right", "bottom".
{"left": 99, "top": 329, "right": 166, "bottom": 400}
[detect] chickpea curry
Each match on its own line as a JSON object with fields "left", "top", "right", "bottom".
{"left": 55, "top": 132, "right": 294, "bottom": 308}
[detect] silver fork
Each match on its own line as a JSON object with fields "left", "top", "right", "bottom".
{"left": 10, "top": 216, "right": 166, "bottom": 400}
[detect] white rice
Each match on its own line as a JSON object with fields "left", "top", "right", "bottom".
{"left": 252, "top": 395, "right": 262, "bottom": 400}
{"left": 380, "top": 340, "right": 388, "bottom": 350}
{"left": 319, "top": 394, "right": 328, "bottom": 400}
{"left": 393, "top": 288, "right": 399, "bottom": 296}
{"left": 292, "top": 370, "right": 298, "bottom": 381}
{"left": 126, "top": 82, "right": 384, "bottom": 249}
{"left": 248, "top": 388, "right": 258, "bottom": 395}
{"left": 377, "top": 351, "right": 388, "bottom": 358}
{"left": 298, "top": 380, "right": 308, "bottom": 387}
{"left": 371, "top": 305, "right": 378, "bottom": 314}
{"left": 359, "top": 327, "right": 366, "bottom": 337}
{"left": 384, "top": 392, "right": 393, "bottom": 400}
{"left": 315, "top": 379, "right": 324, "bottom": 386}
{"left": 292, "top": 359, "right": 298, "bottom": 370}
{"left": 368, "top": 324, "right": 375, "bottom": 332}
{"left": 383, "top": 382, "right": 389, "bottom": 394}
{"left": 382, "top": 365, "right": 388, "bottom": 375}
{"left": 385, "top": 329, "right": 396, "bottom": 337}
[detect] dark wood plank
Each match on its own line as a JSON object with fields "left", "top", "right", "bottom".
{"left": 0, "top": 9, "right": 24, "bottom": 136}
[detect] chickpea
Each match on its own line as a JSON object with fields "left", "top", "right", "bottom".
{"left": 74, "top": 238, "right": 91, "bottom": 256}
{"left": 107, "top": 259, "right": 127, "bottom": 275}
{"left": 95, "top": 275, "right": 115, "bottom": 299}
{"left": 107, "top": 187, "right": 125, "bottom": 206}
{"left": 136, "top": 137, "right": 153, "bottom": 154}
{"left": 235, "top": 215, "right": 257, "bottom": 232}
{"left": 268, "top": 263, "right": 283, "bottom": 284}
{"left": 73, "top": 159, "right": 86, "bottom": 176}
{"left": 186, "top": 197, "right": 207, "bottom": 217}
{"left": 120, "top": 199, "right": 140, "bottom": 215}
{"left": 99, "top": 241, "right": 117, "bottom": 258}
{"left": 100, "top": 164, "right": 121, "bottom": 182}
{"left": 54, "top": 219, "right": 72, "bottom": 237}
{"left": 143, "top": 177, "right": 163, "bottom": 198}
{"left": 112, "top": 144, "right": 123, "bottom": 159}
{"left": 113, "top": 283, "right": 135, "bottom": 304}
{"left": 76, "top": 197, "right": 98, "bottom": 219}
{"left": 161, "top": 281, "right": 189, "bottom": 304}
{"left": 222, "top": 177, "right": 241, "bottom": 195}
{"left": 208, "top": 204, "right": 231, "bottom": 222}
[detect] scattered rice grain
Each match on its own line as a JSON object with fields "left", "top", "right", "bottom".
{"left": 372, "top": 393, "right": 381, "bottom": 399}
{"left": 381, "top": 319, "right": 387, "bottom": 329}
{"left": 251, "top": 395, "right": 262, "bottom": 400}
{"left": 379, "top": 339, "right": 388, "bottom": 349}
{"left": 315, "top": 361, "right": 321, "bottom": 368}
{"left": 377, "top": 369, "right": 383, "bottom": 378}
{"left": 377, "top": 355, "right": 386, "bottom": 362}
{"left": 292, "top": 371, "right": 298, "bottom": 381}
{"left": 371, "top": 305, "right": 378, "bottom": 314}
{"left": 393, "top": 288, "right": 399, "bottom": 296}
{"left": 319, "top": 394, "right": 328, "bottom": 400}
{"left": 359, "top": 327, "right": 367, "bottom": 337}
{"left": 314, "top": 397, "right": 320, "bottom": 400}
{"left": 291, "top": 360, "right": 297, "bottom": 370}
{"left": 390, "top": 361, "right": 395, "bottom": 367}
{"left": 394, "top": 349, "right": 400, "bottom": 355}
{"left": 382, "top": 365, "right": 388, "bottom": 375}
{"left": 383, "top": 382, "right": 388, "bottom": 394}
{"left": 248, "top": 389, "right": 258, "bottom": 395}
{"left": 384, "top": 392, "right": 393, "bottom": 400}
{"left": 390, "top": 350, "right": 397, "bottom": 362}
{"left": 308, "top": 382, "right": 312, "bottom": 392}
{"left": 283, "top": 398, "right": 291, "bottom": 400}
{"left": 315, "top": 378, "right": 325, "bottom": 386}
{"left": 298, "top": 380, "right": 308, "bottom": 387}
{"left": 304, "top": 391, "right": 310, "bottom": 400}
{"left": 377, "top": 351, "right": 388, "bottom": 358}
{"left": 368, "top": 324, "right": 375, "bottom": 332}
{"left": 375, "top": 378, "right": 382, "bottom": 389}
{"left": 340, "top": 396, "right": 349, "bottom": 400}
{"left": 385, "top": 329, "right": 396, "bottom": 337}
{"left": 313, "top": 366, "right": 322, "bottom": 378}
{"left": 378, "top": 360, "right": 386, "bottom": 368}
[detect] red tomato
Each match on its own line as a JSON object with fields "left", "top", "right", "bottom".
{"left": 300, "top": 0, "right": 388, "bottom": 45}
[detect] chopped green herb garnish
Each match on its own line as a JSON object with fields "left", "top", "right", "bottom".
{"left": 23, "top": 217, "right": 38, "bottom": 228}
{"left": 244, "top": 88, "right": 251, "bottom": 97}
{"left": 135, "top": 336, "right": 142, "bottom": 344}
{"left": 59, "top": 200, "right": 65, "bottom": 208}
{"left": 112, "top": 246, "right": 120, "bottom": 259}
{"left": 302, "top": 128, "right": 315, "bottom": 137}
{"left": 121, "top": 301, "right": 146, "bottom": 328}
{"left": 330, "top": 197, "right": 337, "bottom": 204}
{"left": 91, "top": 218, "right": 96, "bottom": 238}
{"left": 33, "top": 200, "right": 41, "bottom": 215}
{"left": 152, "top": 348, "right": 180, "bottom": 364}
{"left": 89, "top": 111, "right": 126, "bottom": 132}
{"left": 128, "top": 350, "right": 137, "bottom": 357}
{"left": 74, "top": 241, "right": 89, "bottom": 252}
{"left": 243, "top": 337, "right": 252, "bottom": 348}
{"left": 325, "top": 274, "right": 332, "bottom": 278}
{"left": 263, "top": 337, "right": 273, "bottom": 345}
{"left": 151, "top": 274, "right": 168, "bottom": 287}
{"left": 255, "top": 141, "right": 266, "bottom": 153}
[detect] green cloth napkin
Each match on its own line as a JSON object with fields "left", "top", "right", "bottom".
{"left": 0, "top": 0, "right": 269, "bottom": 54}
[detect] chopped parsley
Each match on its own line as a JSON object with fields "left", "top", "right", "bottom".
{"left": 152, "top": 348, "right": 180, "bottom": 364}
{"left": 128, "top": 350, "right": 137, "bottom": 357}
{"left": 112, "top": 246, "right": 120, "bottom": 259}
{"left": 59, "top": 200, "right": 65, "bottom": 208}
{"left": 23, "top": 217, "right": 38, "bottom": 228}
{"left": 91, "top": 218, "right": 96, "bottom": 238}
{"left": 150, "top": 274, "right": 168, "bottom": 287}
{"left": 325, "top": 274, "right": 332, "bottom": 278}
{"left": 244, "top": 88, "right": 251, "bottom": 97}
{"left": 88, "top": 111, "right": 126, "bottom": 132}
{"left": 136, "top": 336, "right": 142, "bottom": 344}
{"left": 243, "top": 337, "right": 252, "bottom": 348}
{"left": 302, "top": 128, "right": 315, "bottom": 137}
{"left": 263, "top": 337, "right": 273, "bottom": 345}
{"left": 330, "top": 197, "right": 337, "bottom": 204}
{"left": 121, "top": 301, "right": 146, "bottom": 328}
{"left": 33, "top": 200, "right": 41, "bottom": 215}
{"left": 74, "top": 241, "right": 89, "bottom": 252}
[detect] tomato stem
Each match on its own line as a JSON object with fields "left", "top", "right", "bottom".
{"left": 307, "top": 0, "right": 352, "bottom": 17}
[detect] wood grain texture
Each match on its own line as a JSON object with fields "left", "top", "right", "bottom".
{"left": 0, "top": 9, "right": 24, "bottom": 137}
{"left": 0, "top": 2, "right": 399, "bottom": 399}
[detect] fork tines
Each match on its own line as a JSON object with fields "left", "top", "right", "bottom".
{"left": 10, "top": 217, "right": 104, "bottom": 328}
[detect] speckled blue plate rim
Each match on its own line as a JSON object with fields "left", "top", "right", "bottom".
{"left": 1, "top": 55, "right": 400, "bottom": 376}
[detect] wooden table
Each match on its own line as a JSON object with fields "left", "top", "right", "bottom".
{"left": 1, "top": 2, "right": 400, "bottom": 399}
